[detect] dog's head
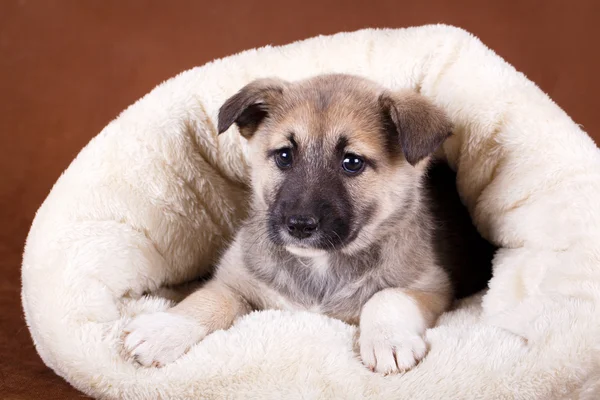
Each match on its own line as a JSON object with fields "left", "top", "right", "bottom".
{"left": 218, "top": 74, "right": 452, "bottom": 256}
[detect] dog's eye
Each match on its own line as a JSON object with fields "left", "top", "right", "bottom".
{"left": 342, "top": 154, "right": 365, "bottom": 174}
{"left": 275, "top": 148, "right": 293, "bottom": 169}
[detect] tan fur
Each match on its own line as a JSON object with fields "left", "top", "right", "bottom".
{"left": 403, "top": 289, "right": 452, "bottom": 327}
{"left": 170, "top": 279, "right": 251, "bottom": 333}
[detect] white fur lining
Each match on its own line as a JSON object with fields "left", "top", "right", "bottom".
{"left": 22, "top": 25, "right": 600, "bottom": 399}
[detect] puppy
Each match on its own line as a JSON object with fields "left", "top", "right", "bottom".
{"left": 123, "top": 74, "right": 494, "bottom": 374}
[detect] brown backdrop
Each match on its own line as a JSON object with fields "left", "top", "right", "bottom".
{"left": 1, "top": 0, "right": 598, "bottom": 398}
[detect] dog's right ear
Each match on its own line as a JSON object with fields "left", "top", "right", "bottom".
{"left": 217, "top": 78, "right": 287, "bottom": 139}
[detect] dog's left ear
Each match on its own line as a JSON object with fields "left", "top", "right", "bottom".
{"left": 217, "top": 78, "right": 288, "bottom": 139}
{"left": 379, "top": 91, "right": 453, "bottom": 166}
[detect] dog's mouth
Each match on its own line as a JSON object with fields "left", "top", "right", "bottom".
{"left": 268, "top": 222, "right": 355, "bottom": 255}
{"left": 278, "top": 227, "right": 329, "bottom": 248}
{"left": 284, "top": 244, "right": 330, "bottom": 258}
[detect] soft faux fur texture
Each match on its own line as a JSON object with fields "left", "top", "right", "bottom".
{"left": 22, "top": 25, "right": 600, "bottom": 399}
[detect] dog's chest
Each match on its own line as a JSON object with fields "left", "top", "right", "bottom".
{"left": 266, "top": 251, "right": 383, "bottom": 322}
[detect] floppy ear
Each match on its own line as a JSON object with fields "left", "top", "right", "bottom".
{"left": 379, "top": 90, "right": 453, "bottom": 166}
{"left": 217, "top": 78, "right": 288, "bottom": 139}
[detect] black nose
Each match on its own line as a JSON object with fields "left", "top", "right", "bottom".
{"left": 286, "top": 215, "right": 319, "bottom": 239}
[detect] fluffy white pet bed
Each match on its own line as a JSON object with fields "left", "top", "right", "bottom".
{"left": 22, "top": 25, "right": 600, "bottom": 399}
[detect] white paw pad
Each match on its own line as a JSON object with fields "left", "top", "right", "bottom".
{"left": 122, "top": 312, "right": 206, "bottom": 367}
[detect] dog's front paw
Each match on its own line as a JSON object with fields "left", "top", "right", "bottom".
{"left": 122, "top": 312, "right": 207, "bottom": 367}
{"left": 359, "top": 326, "right": 427, "bottom": 375}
